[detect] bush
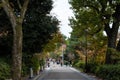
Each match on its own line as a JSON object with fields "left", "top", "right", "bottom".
{"left": 73, "top": 61, "right": 85, "bottom": 71}
{"left": 78, "top": 61, "right": 85, "bottom": 69}
{"left": 0, "top": 59, "right": 11, "bottom": 80}
{"left": 74, "top": 61, "right": 81, "bottom": 68}
{"left": 73, "top": 61, "right": 99, "bottom": 73}
{"left": 72, "top": 59, "right": 79, "bottom": 65}
{"left": 96, "top": 64, "right": 120, "bottom": 80}
{"left": 107, "top": 48, "right": 120, "bottom": 64}
{"left": 39, "top": 58, "right": 45, "bottom": 66}
{"left": 85, "top": 62, "right": 99, "bottom": 73}
{"left": 22, "top": 54, "right": 32, "bottom": 77}
{"left": 31, "top": 56, "right": 40, "bottom": 74}
{"left": 22, "top": 62, "right": 29, "bottom": 77}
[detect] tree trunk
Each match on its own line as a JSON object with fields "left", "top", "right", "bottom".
{"left": 116, "top": 5, "right": 120, "bottom": 51}
{"left": 1, "top": 1, "right": 29, "bottom": 79}
{"left": 104, "top": 4, "right": 120, "bottom": 64}
{"left": 12, "top": 23, "right": 23, "bottom": 80}
{"left": 116, "top": 40, "right": 120, "bottom": 51}
{"left": 105, "top": 21, "right": 119, "bottom": 64}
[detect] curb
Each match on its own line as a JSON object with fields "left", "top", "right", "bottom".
{"left": 31, "top": 70, "right": 46, "bottom": 80}
{"left": 32, "top": 75, "right": 40, "bottom": 80}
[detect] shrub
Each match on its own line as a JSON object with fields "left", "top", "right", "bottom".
{"left": 107, "top": 48, "right": 120, "bottom": 64}
{"left": 74, "top": 61, "right": 81, "bottom": 68}
{"left": 73, "top": 60, "right": 85, "bottom": 71}
{"left": 31, "top": 56, "right": 40, "bottom": 74}
{"left": 0, "top": 59, "right": 11, "bottom": 80}
{"left": 39, "top": 58, "right": 45, "bottom": 66}
{"left": 85, "top": 62, "right": 99, "bottom": 73}
{"left": 78, "top": 61, "right": 85, "bottom": 69}
{"left": 22, "top": 54, "right": 32, "bottom": 77}
{"left": 22, "top": 62, "right": 29, "bottom": 77}
{"left": 96, "top": 64, "right": 120, "bottom": 80}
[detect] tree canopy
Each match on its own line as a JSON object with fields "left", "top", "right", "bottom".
{"left": 0, "top": 0, "right": 60, "bottom": 55}
{"left": 69, "top": 0, "right": 120, "bottom": 64}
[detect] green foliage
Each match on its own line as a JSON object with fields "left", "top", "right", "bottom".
{"left": 96, "top": 65, "right": 120, "bottom": 80}
{"left": 22, "top": 62, "right": 29, "bottom": 77}
{"left": 43, "top": 32, "right": 63, "bottom": 52}
{"left": 73, "top": 61, "right": 85, "bottom": 70}
{"left": 106, "top": 48, "right": 120, "bottom": 64}
{"left": 69, "top": 0, "right": 120, "bottom": 64}
{"left": 23, "top": 0, "right": 59, "bottom": 54}
{"left": 73, "top": 61, "right": 100, "bottom": 73}
{"left": 0, "top": 0, "right": 59, "bottom": 78}
{"left": 50, "top": 52, "right": 60, "bottom": 59}
{"left": 31, "top": 56, "right": 40, "bottom": 74}
{"left": 39, "top": 58, "right": 45, "bottom": 66}
{"left": 0, "top": 59, "right": 11, "bottom": 80}
{"left": 22, "top": 53, "right": 35, "bottom": 76}
{"left": 23, "top": 16, "right": 59, "bottom": 53}
{"left": 22, "top": 54, "right": 43, "bottom": 76}
{"left": 0, "top": 0, "right": 59, "bottom": 55}
{"left": 22, "top": 54, "right": 39, "bottom": 76}
{"left": 85, "top": 62, "right": 99, "bottom": 73}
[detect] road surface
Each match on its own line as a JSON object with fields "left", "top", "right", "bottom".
{"left": 37, "top": 62, "right": 101, "bottom": 80}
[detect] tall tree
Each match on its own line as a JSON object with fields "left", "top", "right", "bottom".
{"left": 1, "top": 0, "right": 29, "bottom": 79}
{"left": 23, "top": 0, "right": 59, "bottom": 54}
{"left": 69, "top": 0, "right": 120, "bottom": 64}
{"left": 0, "top": 0, "right": 60, "bottom": 79}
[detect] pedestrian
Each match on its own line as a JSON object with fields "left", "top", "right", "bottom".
{"left": 47, "top": 61, "right": 50, "bottom": 67}
{"left": 60, "top": 60, "right": 63, "bottom": 66}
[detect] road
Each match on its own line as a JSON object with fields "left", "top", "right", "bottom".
{"left": 37, "top": 62, "right": 100, "bottom": 80}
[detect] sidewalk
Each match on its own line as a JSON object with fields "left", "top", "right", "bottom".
{"left": 30, "top": 63, "right": 74, "bottom": 80}
{"left": 30, "top": 62, "right": 63, "bottom": 80}
{"left": 28, "top": 71, "right": 44, "bottom": 80}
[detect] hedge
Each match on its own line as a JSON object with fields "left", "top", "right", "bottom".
{"left": 96, "top": 64, "right": 120, "bottom": 80}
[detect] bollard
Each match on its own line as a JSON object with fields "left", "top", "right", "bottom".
{"left": 30, "top": 68, "right": 33, "bottom": 78}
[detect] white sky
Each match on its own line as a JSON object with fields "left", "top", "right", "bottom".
{"left": 51, "top": 0, "right": 74, "bottom": 38}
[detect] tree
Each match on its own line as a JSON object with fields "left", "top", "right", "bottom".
{"left": 22, "top": 0, "right": 59, "bottom": 54}
{"left": 0, "top": 0, "right": 59, "bottom": 55}
{"left": 69, "top": 0, "right": 120, "bottom": 64}
{"left": 23, "top": 16, "right": 59, "bottom": 53}
{"left": 0, "top": 0, "right": 60, "bottom": 79}
{"left": 43, "top": 32, "right": 63, "bottom": 52}
{"left": 1, "top": 0, "right": 29, "bottom": 79}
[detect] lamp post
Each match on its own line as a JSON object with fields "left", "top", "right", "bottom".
{"left": 62, "top": 44, "right": 66, "bottom": 65}
{"left": 85, "top": 29, "right": 88, "bottom": 72}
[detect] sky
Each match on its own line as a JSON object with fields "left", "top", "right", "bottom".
{"left": 51, "top": 0, "right": 74, "bottom": 38}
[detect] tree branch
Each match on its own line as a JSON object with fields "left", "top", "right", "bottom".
{"left": 104, "top": 23, "right": 111, "bottom": 37}
{"left": 17, "top": 0, "right": 22, "bottom": 9}
{"left": 1, "top": 0, "right": 16, "bottom": 27}
{"left": 20, "top": 0, "right": 29, "bottom": 22}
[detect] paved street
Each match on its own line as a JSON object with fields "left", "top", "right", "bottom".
{"left": 37, "top": 62, "right": 100, "bottom": 80}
